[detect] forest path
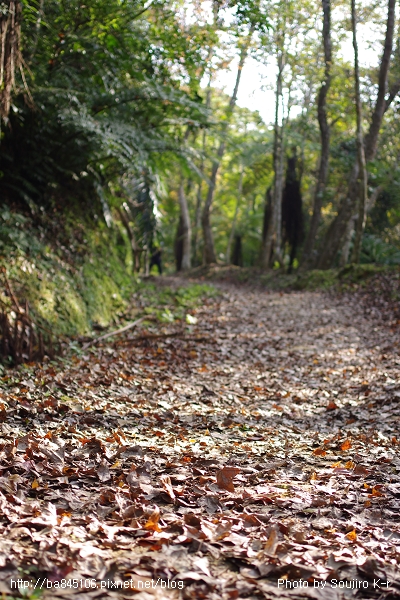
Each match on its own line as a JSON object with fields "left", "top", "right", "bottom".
{"left": 1, "top": 284, "right": 400, "bottom": 599}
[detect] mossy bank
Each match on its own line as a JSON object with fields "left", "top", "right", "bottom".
{"left": 0, "top": 207, "right": 136, "bottom": 337}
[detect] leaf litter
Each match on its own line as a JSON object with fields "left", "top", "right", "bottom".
{"left": 0, "top": 283, "right": 400, "bottom": 598}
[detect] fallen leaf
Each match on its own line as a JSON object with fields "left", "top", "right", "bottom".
{"left": 345, "top": 460, "right": 355, "bottom": 469}
{"left": 313, "top": 448, "right": 326, "bottom": 457}
{"left": 216, "top": 466, "right": 241, "bottom": 492}
{"left": 341, "top": 439, "right": 352, "bottom": 451}
{"left": 97, "top": 460, "right": 111, "bottom": 482}
{"left": 346, "top": 530, "right": 357, "bottom": 542}
{"left": 327, "top": 401, "right": 338, "bottom": 410}
{"left": 144, "top": 510, "right": 162, "bottom": 532}
{"left": 370, "top": 486, "right": 384, "bottom": 497}
{"left": 264, "top": 528, "right": 278, "bottom": 554}
{"left": 160, "top": 475, "right": 175, "bottom": 501}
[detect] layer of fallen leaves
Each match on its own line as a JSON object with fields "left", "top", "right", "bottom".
{"left": 0, "top": 283, "right": 400, "bottom": 598}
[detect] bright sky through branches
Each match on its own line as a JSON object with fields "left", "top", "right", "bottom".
{"left": 214, "top": 19, "right": 384, "bottom": 125}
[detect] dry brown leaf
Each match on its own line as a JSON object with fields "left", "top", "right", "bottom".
{"left": 313, "top": 448, "right": 326, "bottom": 457}
{"left": 97, "top": 460, "right": 111, "bottom": 482}
{"left": 326, "top": 401, "right": 338, "bottom": 410}
{"left": 216, "top": 466, "right": 241, "bottom": 492}
{"left": 160, "top": 475, "right": 175, "bottom": 500}
{"left": 264, "top": 528, "right": 278, "bottom": 554}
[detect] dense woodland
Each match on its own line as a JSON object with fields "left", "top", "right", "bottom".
{"left": 2, "top": 0, "right": 400, "bottom": 273}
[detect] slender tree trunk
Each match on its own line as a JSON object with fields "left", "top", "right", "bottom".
{"left": 202, "top": 28, "right": 253, "bottom": 264}
{"left": 259, "top": 187, "right": 272, "bottom": 265}
{"left": 29, "top": 0, "right": 45, "bottom": 62}
{"left": 274, "top": 94, "right": 286, "bottom": 266}
{"left": 366, "top": 184, "right": 383, "bottom": 213}
{"left": 317, "top": 0, "right": 395, "bottom": 269}
{"left": 193, "top": 179, "right": 203, "bottom": 266}
{"left": 339, "top": 214, "right": 357, "bottom": 266}
{"left": 178, "top": 176, "right": 192, "bottom": 270}
{"left": 226, "top": 164, "right": 244, "bottom": 264}
{"left": 117, "top": 206, "right": 140, "bottom": 272}
{"left": 301, "top": 0, "right": 331, "bottom": 268}
{"left": 261, "top": 48, "right": 290, "bottom": 269}
{"left": 350, "top": 0, "right": 368, "bottom": 264}
{"left": 193, "top": 71, "right": 213, "bottom": 265}
{"left": 0, "top": 0, "right": 22, "bottom": 123}
{"left": 261, "top": 53, "right": 284, "bottom": 268}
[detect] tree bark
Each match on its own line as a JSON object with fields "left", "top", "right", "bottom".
{"left": 117, "top": 206, "right": 141, "bottom": 272}
{"left": 226, "top": 164, "right": 244, "bottom": 264}
{"left": 301, "top": 0, "right": 331, "bottom": 268}
{"left": 178, "top": 176, "right": 192, "bottom": 270}
{"left": 317, "top": 0, "right": 395, "bottom": 269}
{"left": 261, "top": 53, "right": 284, "bottom": 269}
{"left": 202, "top": 28, "right": 253, "bottom": 265}
{"left": 0, "top": 0, "right": 22, "bottom": 123}
{"left": 193, "top": 70, "right": 212, "bottom": 266}
{"left": 350, "top": 0, "right": 368, "bottom": 263}
{"left": 259, "top": 187, "right": 272, "bottom": 265}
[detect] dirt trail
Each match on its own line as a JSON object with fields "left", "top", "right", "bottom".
{"left": 1, "top": 285, "right": 400, "bottom": 599}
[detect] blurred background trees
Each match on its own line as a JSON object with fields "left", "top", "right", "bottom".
{"left": 2, "top": 0, "right": 400, "bottom": 273}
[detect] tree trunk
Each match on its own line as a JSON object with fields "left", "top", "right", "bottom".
{"left": 202, "top": 28, "right": 253, "bottom": 265}
{"left": 225, "top": 165, "right": 244, "bottom": 264}
{"left": 301, "top": 0, "right": 331, "bottom": 268}
{"left": 261, "top": 53, "right": 284, "bottom": 269}
{"left": 193, "top": 180, "right": 203, "bottom": 266}
{"left": 117, "top": 206, "right": 141, "bottom": 272}
{"left": 339, "top": 214, "right": 357, "bottom": 266}
{"left": 317, "top": 0, "right": 395, "bottom": 269}
{"left": 0, "top": 0, "right": 22, "bottom": 123}
{"left": 350, "top": 0, "right": 368, "bottom": 264}
{"left": 178, "top": 177, "right": 192, "bottom": 271}
{"left": 193, "top": 71, "right": 212, "bottom": 266}
{"left": 260, "top": 187, "right": 272, "bottom": 266}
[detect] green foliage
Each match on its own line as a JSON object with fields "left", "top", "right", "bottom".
{"left": 361, "top": 234, "right": 400, "bottom": 266}
{"left": 134, "top": 281, "right": 217, "bottom": 321}
{"left": 2, "top": 0, "right": 210, "bottom": 221}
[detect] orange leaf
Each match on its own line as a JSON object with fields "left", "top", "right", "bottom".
{"left": 330, "top": 461, "right": 341, "bottom": 468}
{"left": 310, "top": 472, "right": 317, "bottom": 480}
{"left": 144, "top": 510, "right": 161, "bottom": 532}
{"left": 31, "top": 479, "right": 39, "bottom": 489}
{"left": 216, "top": 466, "right": 241, "bottom": 492}
{"left": 346, "top": 530, "right": 357, "bottom": 541}
{"left": 341, "top": 439, "right": 352, "bottom": 451}
{"left": 370, "top": 486, "right": 384, "bottom": 497}
{"left": 313, "top": 448, "right": 326, "bottom": 457}
{"left": 345, "top": 461, "right": 355, "bottom": 469}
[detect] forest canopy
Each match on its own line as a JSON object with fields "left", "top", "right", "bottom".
{"left": 1, "top": 0, "right": 400, "bottom": 272}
